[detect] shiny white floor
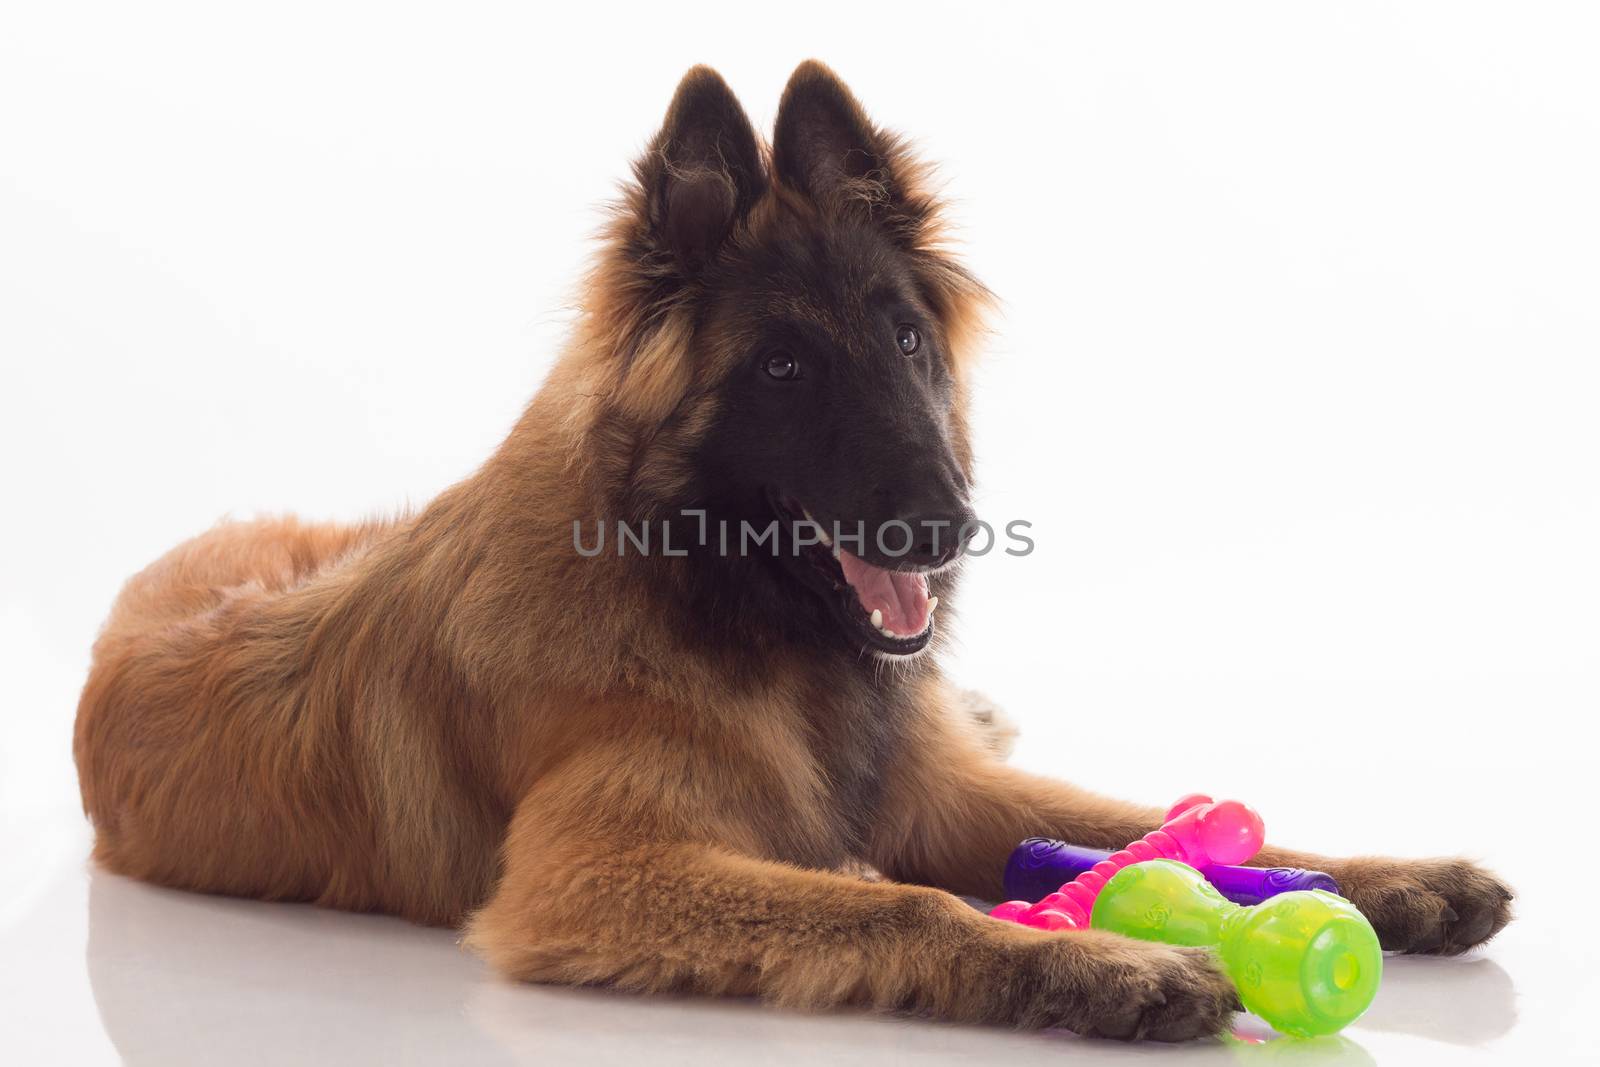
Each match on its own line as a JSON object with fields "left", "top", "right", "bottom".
{"left": 0, "top": 806, "right": 1590, "bottom": 1066}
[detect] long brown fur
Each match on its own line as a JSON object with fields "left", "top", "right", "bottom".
{"left": 75, "top": 61, "right": 1511, "bottom": 1041}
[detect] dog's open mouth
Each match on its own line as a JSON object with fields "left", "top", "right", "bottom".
{"left": 768, "top": 492, "right": 938, "bottom": 655}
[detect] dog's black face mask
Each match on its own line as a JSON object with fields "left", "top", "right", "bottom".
{"left": 693, "top": 221, "right": 976, "bottom": 656}
{"left": 644, "top": 66, "right": 979, "bottom": 657}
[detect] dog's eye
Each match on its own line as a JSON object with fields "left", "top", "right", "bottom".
{"left": 764, "top": 352, "right": 800, "bottom": 381}
{"left": 895, "top": 324, "right": 921, "bottom": 356}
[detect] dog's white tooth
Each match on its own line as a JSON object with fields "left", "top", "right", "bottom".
{"left": 870, "top": 608, "right": 883, "bottom": 628}
{"left": 882, "top": 627, "right": 897, "bottom": 638}
{"left": 927, "top": 596, "right": 939, "bottom": 613}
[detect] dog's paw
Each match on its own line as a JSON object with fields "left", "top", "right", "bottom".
{"left": 952, "top": 687, "right": 1018, "bottom": 758}
{"left": 1337, "top": 857, "right": 1514, "bottom": 955}
{"left": 1016, "top": 930, "right": 1239, "bottom": 1041}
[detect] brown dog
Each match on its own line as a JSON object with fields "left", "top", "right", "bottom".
{"left": 74, "top": 62, "right": 1511, "bottom": 1041}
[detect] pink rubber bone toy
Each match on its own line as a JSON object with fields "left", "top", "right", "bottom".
{"left": 990, "top": 794, "right": 1266, "bottom": 931}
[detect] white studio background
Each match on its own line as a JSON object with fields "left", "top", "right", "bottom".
{"left": 2, "top": 3, "right": 1598, "bottom": 1063}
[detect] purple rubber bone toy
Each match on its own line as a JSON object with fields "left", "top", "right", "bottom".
{"left": 990, "top": 794, "right": 1266, "bottom": 930}
{"left": 1004, "top": 838, "right": 1339, "bottom": 906}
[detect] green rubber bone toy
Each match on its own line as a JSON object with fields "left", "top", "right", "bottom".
{"left": 1091, "top": 859, "right": 1382, "bottom": 1037}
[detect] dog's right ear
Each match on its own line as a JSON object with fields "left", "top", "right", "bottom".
{"left": 636, "top": 66, "right": 765, "bottom": 273}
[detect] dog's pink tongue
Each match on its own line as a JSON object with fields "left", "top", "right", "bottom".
{"left": 838, "top": 548, "right": 931, "bottom": 636}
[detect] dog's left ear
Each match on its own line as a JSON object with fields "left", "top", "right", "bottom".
{"left": 773, "top": 61, "right": 906, "bottom": 211}
{"left": 639, "top": 66, "right": 766, "bottom": 272}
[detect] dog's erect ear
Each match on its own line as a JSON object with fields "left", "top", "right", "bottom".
{"left": 639, "top": 66, "right": 765, "bottom": 272}
{"left": 773, "top": 61, "right": 901, "bottom": 208}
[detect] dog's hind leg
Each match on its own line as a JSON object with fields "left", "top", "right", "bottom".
{"left": 75, "top": 514, "right": 404, "bottom": 900}
{"left": 465, "top": 808, "right": 1237, "bottom": 1040}
{"left": 950, "top": 687, "right": 1018, "bottom": 758}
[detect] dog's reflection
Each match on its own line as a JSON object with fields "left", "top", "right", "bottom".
{"left": 85, "top": 869, "right": 513, "bottom": 1066}
{"left": 86, "top": 869, "right": 1515, "bottom": 1065}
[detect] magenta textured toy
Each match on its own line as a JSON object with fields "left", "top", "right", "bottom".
{"left": 989, "top": 794, "right": 1266, "bottom": 930}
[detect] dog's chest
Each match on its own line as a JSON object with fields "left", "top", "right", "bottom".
{"left": 789, "top": 678, "right": 909, "bottom": 863}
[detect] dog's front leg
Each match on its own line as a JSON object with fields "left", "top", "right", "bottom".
{"left": 877, "top": 692, "right": 1513, "bottom": 955}
{"left": 872, "top": 727, "right": 1165, "bottom": 901}
{"left": 465, "top": 790, "right": 1237, "bottom": 1040}
{"left": 1246, "top": 844, "right": 1513, "bottom": 956}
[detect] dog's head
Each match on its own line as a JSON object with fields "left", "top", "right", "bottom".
{"left": 573, "top": 62, "right": 990, "bottom": 659}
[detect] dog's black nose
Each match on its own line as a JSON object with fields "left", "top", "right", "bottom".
{"left": 891, "top": 502, "right": 977, "bottom": 567}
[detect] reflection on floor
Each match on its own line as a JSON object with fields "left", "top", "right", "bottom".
{"left": 74, "top": 867, "right": 1519, "bottom": 1066}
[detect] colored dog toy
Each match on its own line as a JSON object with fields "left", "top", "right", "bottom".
{"left": 1093, "top": 859, "right": 1381, "bottom": 1037}
{"left": 989, "top": 795, "right": 1264, "bottom": 930}
{"left": 1004, "top": 837, "right": 1340, "bottom": 906}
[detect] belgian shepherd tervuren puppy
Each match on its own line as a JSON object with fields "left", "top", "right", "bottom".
{"left": 75, "top": 62, "right": 1511, "bottom": 1041}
